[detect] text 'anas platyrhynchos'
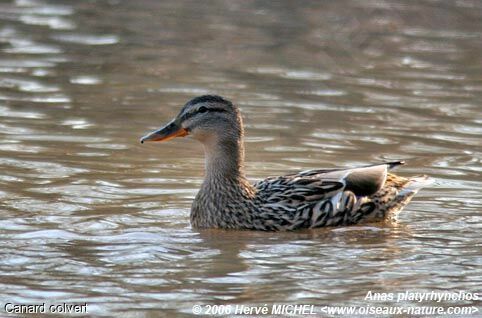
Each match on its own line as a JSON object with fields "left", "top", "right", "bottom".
{"left": 141, "top": 95, "right": 431, "bottom": 231}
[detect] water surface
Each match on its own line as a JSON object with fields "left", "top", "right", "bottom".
{"left": 0, "top": 0, "right": 481, "bottom": 317}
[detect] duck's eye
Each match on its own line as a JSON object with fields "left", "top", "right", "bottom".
{"left": 198, "top": 106, "right": 208, "bottom": 113}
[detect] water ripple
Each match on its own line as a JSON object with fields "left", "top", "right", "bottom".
{"left": 52, "top": 34, "right": 119, "bottom": 45}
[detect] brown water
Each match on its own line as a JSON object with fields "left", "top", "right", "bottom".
{"left": 0, "top": 0, "right": 481, "bottom": 317}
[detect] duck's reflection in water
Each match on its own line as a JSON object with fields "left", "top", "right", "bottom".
{"left": 192, "top": 222, "right": 412, "bottom": 305}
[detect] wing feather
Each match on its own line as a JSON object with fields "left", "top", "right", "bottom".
{"left": 253, "top": 162, "right": 403, "bottom": 229}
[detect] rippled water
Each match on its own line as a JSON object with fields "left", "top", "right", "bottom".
{"left": 0, "top": 0, "right": 481, "bottom": 317}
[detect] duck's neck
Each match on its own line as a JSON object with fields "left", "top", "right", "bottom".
{"left": 192, "top": 135, "right": 255, "bottom": 229}
{"left": 203, "top": 135, "right": 247, "bottom": 184}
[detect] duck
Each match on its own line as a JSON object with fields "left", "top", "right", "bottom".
{"left": 140, "top": 95, "right": 431, "bottom": 231}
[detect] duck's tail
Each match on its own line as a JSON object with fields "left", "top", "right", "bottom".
{"left": 356, "top": 174, "right": 433, "bottom": 223}
{"left": 400, "top": 175, "right": 434, "bottom": 196}
{"left": 385, "top": 174, "right": 434, "bottom": 217}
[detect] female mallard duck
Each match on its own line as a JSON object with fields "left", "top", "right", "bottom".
{"left": 141, "top": 95, "right": 431, "bottom": 231}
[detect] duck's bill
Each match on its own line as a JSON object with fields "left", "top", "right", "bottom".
{"left": 140, "top": 121, "right": 188, "bottom": 143}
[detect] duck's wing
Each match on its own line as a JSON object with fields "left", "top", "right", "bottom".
{"left": 252, "top": 161, "right": 407, "bottom": 229}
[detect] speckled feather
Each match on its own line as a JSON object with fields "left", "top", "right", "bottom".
{"left": 191, "top": 162, "right": 429, "bottom": 231}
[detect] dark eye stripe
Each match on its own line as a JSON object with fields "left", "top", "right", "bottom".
{"left": 206, "top": 107, "right": 227, "bottom": 113}
{"left": 180, "top": 107, "right": 227, "bottom": 122}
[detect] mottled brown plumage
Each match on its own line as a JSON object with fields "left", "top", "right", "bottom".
{"left": 141, "top": 95, "right": 432, "bottom": 231}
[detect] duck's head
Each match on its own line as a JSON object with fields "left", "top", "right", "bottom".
{"left": 140, "top": 95, "right": 243, "bottom": 145}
